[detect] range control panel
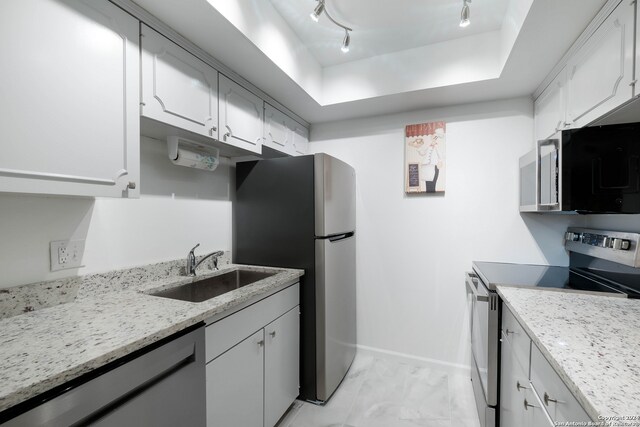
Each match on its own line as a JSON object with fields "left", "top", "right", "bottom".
{"left": 564, "top": 228, "right": 640, "bottom": 268}
{"left": 565, "top": 231, "right": 631, "bottom": 250}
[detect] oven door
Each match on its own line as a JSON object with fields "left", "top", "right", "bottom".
{"left": 466, "top": 272, "right": 499, "bottom": 407}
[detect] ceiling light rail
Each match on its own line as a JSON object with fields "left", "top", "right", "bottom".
{"left": 309, "top": 0, "right": 352, "bottom": 53}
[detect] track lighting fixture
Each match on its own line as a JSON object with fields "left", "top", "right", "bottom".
{"left": 341, "top": 30, "right": 350, "bottom": 53}
{"left": 309, "top": 0, "right": 353, "bottom": 53}
{"left": 310, "top": 1, "right": 324, "bottom": 22}
{"left": 459, "top": 0, "right": 471, "bottom": 28}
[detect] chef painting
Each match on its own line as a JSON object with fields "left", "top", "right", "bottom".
{"left": 405, "top": 122, "right": 446, "bottom": 194}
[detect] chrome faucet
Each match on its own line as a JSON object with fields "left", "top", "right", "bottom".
{"left": 187, "top": 244, "right": 224, "bottom": 276}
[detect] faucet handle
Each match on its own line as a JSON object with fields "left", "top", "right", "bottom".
{"left": 189, "top": 243, "right": 200, "bottom": 254}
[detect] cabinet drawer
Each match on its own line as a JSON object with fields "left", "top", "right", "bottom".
{"left": 502, "top": 305, "right": 531, "bottom": 374}
{"left": 205, "top": 283, "right": 299, "bottom": 362}
{"left": 530, "top": 344, "right": 591, "bottom": 423}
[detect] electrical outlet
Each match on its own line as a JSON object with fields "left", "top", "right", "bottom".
{"left": 50, "top": 240, "right": 85, "bottom": 271}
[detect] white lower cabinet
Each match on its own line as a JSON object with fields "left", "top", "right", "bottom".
{"left": 206, "top": 329, "right": 264, "bottom": 427}
{"left": 264, "top": 307, "right": 300, "bottom": 427}
{"left": 500, "top": 332, "right": 532, "bottom": 427}
{"left": 500, "top": 304, "right": 591, "bottom": 427}
{"left": 530, "top": 344, "right": 591, "bottom": 424}
{"left": 205, "top": 283, "right": 300, "bottom": 427}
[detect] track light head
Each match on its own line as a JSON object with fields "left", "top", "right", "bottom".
{"left": 310, "top": 1, "right": 325, "bottom": 22}
{"left": 341, "top": 31, "right": 351, "bottom": 53}
{"left": 309, "top": 0, "right": 352, "bottom": 52}
{"left": 459, "top": 1, "right": 470, "bottom": 28}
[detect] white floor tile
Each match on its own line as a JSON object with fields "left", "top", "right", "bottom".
{"left": 276, "top": 352, "right": 480, "bottom": 427}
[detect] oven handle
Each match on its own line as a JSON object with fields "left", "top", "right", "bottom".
{"left": 465, "top": 272, "right": 489, "bottom": 302}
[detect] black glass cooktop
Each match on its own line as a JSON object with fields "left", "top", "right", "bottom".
{"left": 472, "top": 261, "right": 640, "bottom": 298}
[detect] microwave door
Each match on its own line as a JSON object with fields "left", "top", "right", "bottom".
{"left": 538, "top": 139, "right": 560, "bottom": 210}
{"left": 519, "top": 150, "right": 538, "bottom": 212}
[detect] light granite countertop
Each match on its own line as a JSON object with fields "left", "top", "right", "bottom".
{"left": 0, "top": 261, "right": 303, "bottom": 414}
{"left": 496, "top": 286, "right": 640, "bottom": 422}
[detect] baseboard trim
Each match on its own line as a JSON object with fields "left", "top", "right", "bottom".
{"left": 356, "top": 344, "right": 472, "bottom": 375}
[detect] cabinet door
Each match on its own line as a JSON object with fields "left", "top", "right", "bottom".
{"left": 291, "top": 122, "right": 310, "bottom": 156}
{"left": 565, "top": 1, "right": 634, "bottom": 128}
{"left": 264, "top": 104, "right": 293, "bottom": 155}
{"left": 264, "top": 307, "right": 300, "bottom": 427}
{"left": 219, "top": 75, "right": 264, "bottom": 154}
{"left": 500, "top": 332, "right": 530, "bottom": 427}
{"left": 141, "top": 24, "right": 219, "bottom": 140}
{"left": 206, "top": 329, "right": 264, "bottom": 427}
{"left": 0, "top": 0, "right": 140, "bottom": 197}
{"left": 534, "top": 70, "right": 566, "bottom": 142}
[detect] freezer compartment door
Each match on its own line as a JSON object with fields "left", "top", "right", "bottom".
{"left": 315, "top": 233, "right": 357, "bottom": 401}
{"left": 314, "top": 153, "right": 356, "bottom": 237}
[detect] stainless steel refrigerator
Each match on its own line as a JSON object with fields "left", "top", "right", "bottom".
{"left": 234, "top": 153, "right": 356, "bottom": 403}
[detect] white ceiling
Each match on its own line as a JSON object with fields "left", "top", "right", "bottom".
{"left": 269, "top": 0, "right": 510, "bottom": 66}
{"left": 131, "top": 0, "right": 608, "bottom": 123}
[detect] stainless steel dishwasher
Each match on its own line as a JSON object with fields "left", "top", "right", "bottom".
{"left": 1, "top": 325, "right": 206, "bottom": 427}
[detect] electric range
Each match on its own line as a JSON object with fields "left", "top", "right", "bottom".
{"left": 466, "top": 228, "right": 640, "bottom": 427}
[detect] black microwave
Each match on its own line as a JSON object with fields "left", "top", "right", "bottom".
{"left": 519, "top": 122, "right": 640, "bottom": 214}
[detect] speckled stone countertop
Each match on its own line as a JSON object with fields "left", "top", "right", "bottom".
{"left": 497, "top": 286, "right": 640, "bottom": 421}
{"left": 0, "top": 260, "right": 303, "bottom": 414}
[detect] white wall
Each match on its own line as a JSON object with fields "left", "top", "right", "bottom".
{"left": 0, "top": 136, "right": 233, "bottom": 289}
{"left": 310, "top": 97, "right": 584, "bottom": 368}
{"left": 586, "top": 215, "right": 640, "bottom": 233}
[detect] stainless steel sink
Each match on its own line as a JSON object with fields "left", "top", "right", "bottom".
{"left": 150, "top": 269, "right": 277, "bottom": 303}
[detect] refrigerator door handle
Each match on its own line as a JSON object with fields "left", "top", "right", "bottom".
{"left": 316, "top": 232, "right": 355, "bottom": 242}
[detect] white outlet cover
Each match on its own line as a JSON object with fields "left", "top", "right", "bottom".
{"left": 50, "top": 240, "right": 85, "bottom": 271}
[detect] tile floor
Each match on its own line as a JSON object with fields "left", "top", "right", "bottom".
{"left": 276, "top": 352, "right": 481, "bottom": 427}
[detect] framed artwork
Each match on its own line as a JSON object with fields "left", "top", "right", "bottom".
{"left": 405, "top": 121, "right": 446, "bottom": 194}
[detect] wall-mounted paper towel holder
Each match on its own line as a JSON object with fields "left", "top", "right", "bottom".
{"left": 167, "top": 136, "right": 220, "bottom": 171}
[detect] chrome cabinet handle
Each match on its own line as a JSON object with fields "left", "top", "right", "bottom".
{"left": 544, "top": 392, "right": 562, "bottom": 406}
{"left": 257, "top": 340, "right": 265, "bottom": 347}
{"left": 516, "top": 381, "right": 528, "bottom": 391}
{"left": 524, "top": 399, "right": 537, "bottom": 410}
{"left": 269, "top": 331, "right": 276, "bottom": 338}
{"left": 505, "top": 329, "right": 517, "bottom": 336}
{"left": 223, "top": 125, "right": 233, "bottom": 141}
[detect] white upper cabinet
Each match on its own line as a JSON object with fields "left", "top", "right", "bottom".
{"left": 534, "top": 70, "right": 566, "bottom": 142}
{"left": 264, "top": 104, "right": 294, "bottom": 155}
{"left": 219, "top": 75, "right": 264, "bottom": 154}
{"left": 291, "top": 121, "right": 310, "bottom": 156}
{"left": 141, "top": 24, "right": 219, "bottom": 140}
{"left": 564, "top": 0, "right": 635, "bottom": 128}
{"left": 264, "top": 104, "right": 309, "bottom": 156}
{"left": 0, "top": 0, "right": 140, "bottom": 198}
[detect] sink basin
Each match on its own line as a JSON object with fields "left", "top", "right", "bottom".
{"left": 150, "top": 269, "right": 277, "bottom": 303}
